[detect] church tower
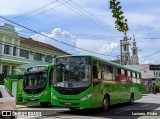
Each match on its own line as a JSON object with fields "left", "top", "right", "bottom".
{"left": 130, "top": 35, "right": 139, "bottom": 65}
{"left": 121, "top": 33, "right": 130, "bottom": 65}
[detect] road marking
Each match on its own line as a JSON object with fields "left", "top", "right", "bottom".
{"left": 18, "top": 108, "right": 68, "bottom": 111}
{"left": 141, "top": 104, "right": 150, "bottom": 107}
{"left": 116, "top": 109, "right": 130, "bottom": 114}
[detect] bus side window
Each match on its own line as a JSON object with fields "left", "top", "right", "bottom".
{"left": 127, "top": 71, "right": 132, "bottom": 83}
{"left": 113, "top": 67, "right": 118, "bottom": 81}
{"left": 135, "top": 73, "right": 137, "bottom": 79}
{"left": 93, "top": 61, "right": 98, "bottom": 79}
{"left": 139, "top": 74, "right": 141, "bottom": 79}
{"left": 132, "top": 72, "right": 136, "bottom": 83}
{"left": 125, "top": 70, "right": 127, "bottom": 76}
{"left": 118, "top": 68, "right": 121, "bottom": 74}
{"left": 130, "top": 71, "right": 132, "bottom": 77}
{"left": 137, "top": 73, "right": 141, "bottom": 84}
{"left": 97, "top": 62, "right": 101, "bottom": 79}
{"left": 120, "top": 69, "right": 126, "bottom": 82}
{"left": 93, "top": 61, "right": 102, "bottom": 85}
{"left": 103, "top": 65, "right": 112, "bottom": 80}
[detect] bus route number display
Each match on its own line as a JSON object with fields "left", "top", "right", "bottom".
{"left": 27, "top": 66, "right": 46, "bottom": 72}
{"left": 56, "top": 56, "right": 89, "bottom": 63}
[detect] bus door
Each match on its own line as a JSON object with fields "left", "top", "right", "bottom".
{"left": 92, "top": 61, "right": 103, "bottom": 106}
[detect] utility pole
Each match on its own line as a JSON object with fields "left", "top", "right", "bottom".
{"left": 120, "top": 40, "right": 123, "bottom": 65}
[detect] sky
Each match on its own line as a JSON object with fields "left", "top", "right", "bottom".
{"left": 0, "top": 0, "right": 160, "bottom": 64}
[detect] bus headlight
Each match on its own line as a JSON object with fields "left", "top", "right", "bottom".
{"left": 51, "top": 93, "right": 57, "bottom": 99}
{"left": 81, "top": 94, "right": 92, "bottom": 101}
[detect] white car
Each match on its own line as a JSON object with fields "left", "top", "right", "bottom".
{"left": 0, "top": 85, "right": 16, "bottom": 119}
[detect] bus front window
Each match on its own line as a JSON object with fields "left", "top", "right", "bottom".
{"left": 53, "top": 62, "right": 90, "bottom": 88}
{"left": 24, "top": 71, "right": 47, "bottom": 89}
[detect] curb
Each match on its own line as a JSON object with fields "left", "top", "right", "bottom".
{"left": 16, "top": 105, "right": 26, "bottom": 109}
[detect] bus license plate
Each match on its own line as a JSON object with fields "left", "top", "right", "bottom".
{"left": 65, "top": 102, "right": 71, "bottom": 105}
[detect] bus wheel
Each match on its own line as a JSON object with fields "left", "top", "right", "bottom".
{"left": 103, "top": 95, "right": 110, "bottom": 111}
{"left": 129, "top": 94, "right": 134, "bottom": 105}
{"left": 40, "top": 102, "right": 48, "bottom": 107}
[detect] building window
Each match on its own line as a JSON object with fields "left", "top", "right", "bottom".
{"left": 20, "top": 49, "right": 29, "bottom": 59}
{"left": 13, "top": 47, "right": 16, "bottom": 56}
{"left": 124, "top": 44, "right": 127, "bottom": 51}
{"left": 133, "top": 49, "right": 136, "bottom": 55}
{"left": 4, "top": 45, "right": 10, "bottom": 54}
{"left": 34, "top": 53, "right": 42, "bottom": 61}
{"left": 2, "top": 65, "right": 8, "bottom": 77}
{"left": 11, "top": 66, "right": 16, "bottom": 74}
{"left": 45, "top": 55, "right": 52, "bottom": 62}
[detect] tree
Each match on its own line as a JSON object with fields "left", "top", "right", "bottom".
{"left": 109, "top": 0, "right": 128, "bottom": 33}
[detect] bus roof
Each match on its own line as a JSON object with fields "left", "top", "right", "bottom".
{"left": 26, "top": 64, "right": 54, "bottom": 69}
{"left": 56, "top": 54, "right": 141, "bottom": 73}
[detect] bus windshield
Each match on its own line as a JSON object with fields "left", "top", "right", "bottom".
{"left": 53, "top": 56, "right": 91, "bottom": 88}
{"left": 23, "top": 71, "right": 47, "bottom": 89}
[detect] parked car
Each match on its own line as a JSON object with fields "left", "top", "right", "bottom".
{"left": 0, "top": 85, "right": 16, "bottom": 119}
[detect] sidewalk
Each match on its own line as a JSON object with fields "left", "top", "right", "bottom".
{"left": 16, "top": 104, "right": 26, "bottom": 109}
{"left": 143, "top": 93, "right": 160, "bottom": 96}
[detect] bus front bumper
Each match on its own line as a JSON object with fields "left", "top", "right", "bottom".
{"left": 51, "top": 94, "right": 93, "bottom": 108}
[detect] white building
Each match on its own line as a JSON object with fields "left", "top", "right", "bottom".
{"left": 0, "top": 23, "right": 69, "bottom": 77}
{"left": 127, "top": 64, "right": 160, "bottom": 93}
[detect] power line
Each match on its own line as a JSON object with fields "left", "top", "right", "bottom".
{"left": 17, "top": 0, "right": 71, "bottom": 22}
{"left": 136, "top": 37, "right": 160, "bottom": 40}
{"left": 0, "top": 0, "right": 59, "bottom": 23}
{"left": 69, "top": 0, "right": 122, "bottom": 36}
{"left": 0, "top": 16, "right": 117, "bottom": 58}
{"left": 11, "top": 29, "right": 160, "bottom": 40}
{"left": 0, "top": 28, "right": 64, "bottom": 55}
{"left": 140, "top": 50, "right": 160, "bottom": 59}
{"left": 12, "top": 0, "right": 59, "bottom": 21}
{"left": 58, "top": 0, "right": 121, "bottom": 36}
{"left": 0, "top": 27, "right": 121, "bottom": 40}
{"left": 2, "top": 0, "right": 121, "bottom": 37}
{"left": 0, "top": 41, "right": 61, "bottom": 57}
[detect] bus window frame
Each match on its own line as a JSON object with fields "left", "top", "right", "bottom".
{"left": 103, "top": 64, "right": 113, "bottom": 81}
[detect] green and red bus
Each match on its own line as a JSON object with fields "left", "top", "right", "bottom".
{"left": 51, "top": 55, "right": 143, "bottom": 110}
{"left": 23, "top": 64, "right": 54, "bottom": 107}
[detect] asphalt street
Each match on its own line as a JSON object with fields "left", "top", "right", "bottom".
{"left": 17, "top": 94, "right": 160, "bottom": 119}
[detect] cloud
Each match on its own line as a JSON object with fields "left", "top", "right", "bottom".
{"left": 53, "top": 28, "right": 62, "bottom": 34}
{"left": 98, "top": 42, "right": 118, "bottom": 54}
{"left": 0, "top": 0, "right": 52, "bottom": 16}
{"left": 31, "top": 28, "right": 79, "bottom": 54}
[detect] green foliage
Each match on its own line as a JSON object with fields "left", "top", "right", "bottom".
{"left": 109, "top": 0, "right": 128, "bottom": 33}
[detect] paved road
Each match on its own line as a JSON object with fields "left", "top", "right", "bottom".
{"left": 17, "top": 94, "right": 160, "bottom": 119}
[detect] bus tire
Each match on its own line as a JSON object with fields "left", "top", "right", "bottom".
{"left": 40, "top": 102, "right": 49, "bottom": 107}
{"left": 129, "top": 93, "right": 134, "bottom": 105}
{"left": 103, "top": 95, "right": 110, "bottom": 111}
